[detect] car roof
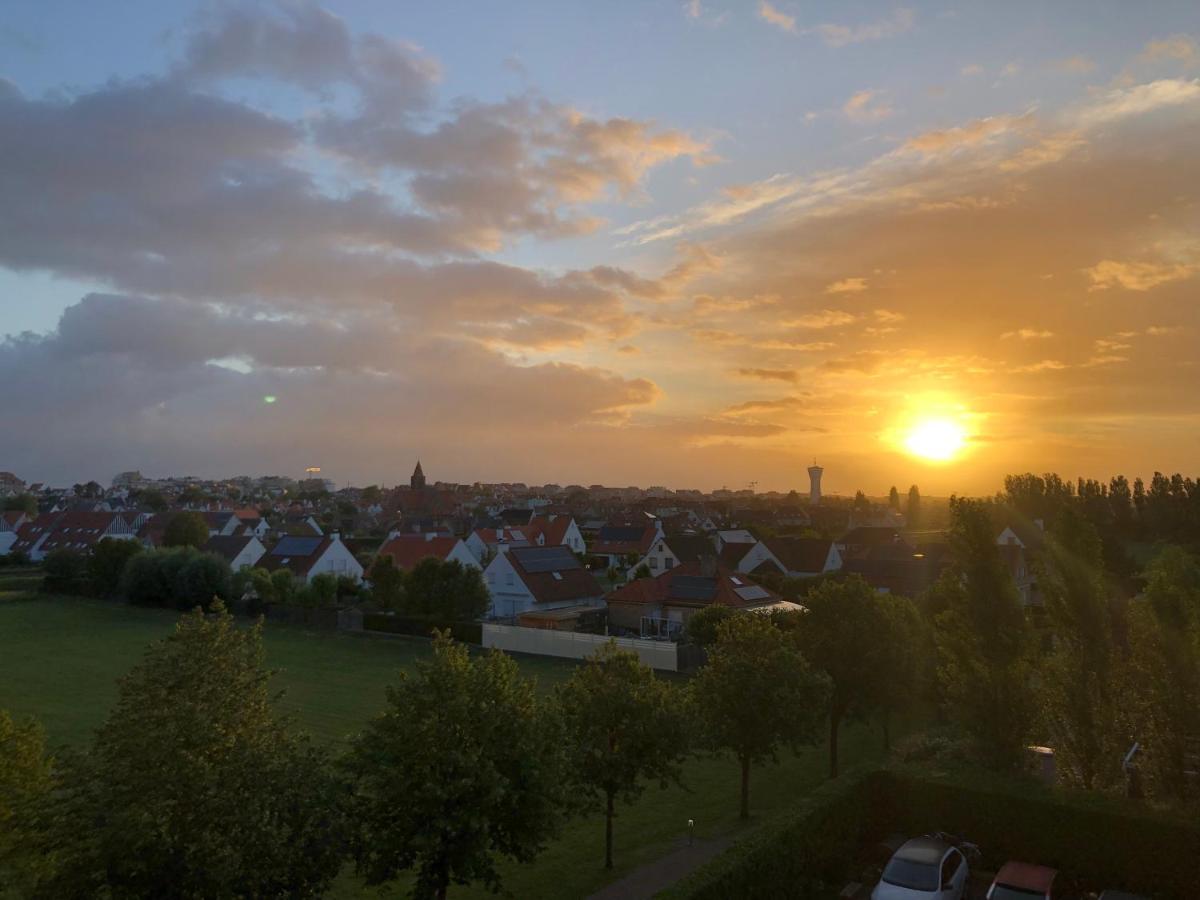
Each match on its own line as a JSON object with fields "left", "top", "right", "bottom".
{"left": 896, "top": 837, "right": 952, "bottom": 865}
{"left": 995, "top": 862, "right": 1057, "bottom": 891}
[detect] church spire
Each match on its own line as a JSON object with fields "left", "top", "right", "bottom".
{"left": 410, "top": 460, "right": 426, "bottom": 491}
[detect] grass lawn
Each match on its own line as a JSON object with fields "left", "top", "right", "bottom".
{"left": 0, "top": 589, "right": 914, "bottom": 899}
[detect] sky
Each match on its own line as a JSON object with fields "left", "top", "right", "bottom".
{"left": 1, "top": 1, "right": 1198, "bottom": 494}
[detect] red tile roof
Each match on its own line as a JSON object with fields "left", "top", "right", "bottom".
{"left": 507, "top": 546, "right": 603, "bottom": 605}
{"left": 607, "top": 562, "right": 780, "bottom": 610}
{"left": 377, "top": 536, "right": 461, "bottom": 570}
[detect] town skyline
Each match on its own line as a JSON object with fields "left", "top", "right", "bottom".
{"left": 3, "top": 1, "right": 1199, "bottom": 494}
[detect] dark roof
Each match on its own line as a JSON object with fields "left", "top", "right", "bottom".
{"left": 499, "top": 508, "right": 534, "bottom": 526}
{"left": 202, "top": 534, "right": 257, "bottom": 563}
{"left": 840, "top": 526, "right": 900, "bottom": 547}
{"left": 258, "top": 535, "right": 333, "bottom": 577}
{"left": 994, "top": 862, "right": 1057, "bottom": 892}
{"left": 598, "top": 525, "right": 646, "bottom": 543}
{"left": 895, "top": 837, "right": 951, "bottom": 865}
{"left": 763, "top": 537, "right": 834, "bottom": 574}
{"left": 508, "top": 545, "right": 602, "bottom": 605}
{"left": 663, "top": 534, "right": 716, "bottom": 563}
{"left": 607, "top": 563, "right": 781, "bottom": 610}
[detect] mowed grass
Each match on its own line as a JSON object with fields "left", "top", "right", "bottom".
{"left": 1, "top": 589, "right": 913, "bottom": 899}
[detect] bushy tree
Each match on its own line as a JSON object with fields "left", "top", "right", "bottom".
{"left": 0, "top": 710, "right": 53, "bottom": 895}
{"left": 906, "top": 485, "right": 921, "bottom": 530}
{"left": 119, "top": 548, "right": 231, "bottom": 610}
{"left": 162, "top": 511, "right": 210, "bottom": 548}
{"left": 403, "top": 558, "right": 490, "bottom": 620}
{"left": 693, "top": 615, "right": 828, "bottom": 817}
{"left": 367, "top": 554, "right": 405, "bottom": 611}
{"left": 789, "top": 576, "right": 897, "bottom": 778}
{"left": 41, "top": 548, "right": 88, "bottom": 594}
{"left": 2, "top": 494, "right": 37, "bottom": 516}
{"left": 934, "top": 498, "right": 1035, "bottom": 770}
{"left": 684, "top": 604, "right": 736, "bottom": 647}
{"left": 86, "top": 537, "right": 142, "bottom": 598}
{"left": 345, "top": 634, "right": 564, "bottom": 898}
{"left": 40, "top": 605, "right": 342, "bottom": 898}
{"left": 558, "top": 643, "right": 688, "bottom": 867}
{"left": 1036, "top": 507, "right": 1121, "bottom": 788}
{"left": 1126, "top": 547, "right": 1200, "bottom": 805}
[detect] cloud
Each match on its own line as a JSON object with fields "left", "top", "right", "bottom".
{"left": 757, "top": 1, "right": 796, "bottom": 33}
{"left": 961, "top": 64, "right": 984, "bottom": 77}
{"left": 810, "top": 9, "right": 914, "bottom": 48}
{"left": 825, "top": 277, "right": 868, "bottom": 294}
{"left": 843, "top": 89, "right": 893, "bottom": 123}
{"left": 1084, "top": 259, "right": 1198, "bottom": 291}
{"left": 1014, "top": 359, "right": 1069, "bottom": 373}
{"left": 1053, "top": 55, "right": 1096, "bottom": 74}
{"left": 1138, "top": 35, "right": 1198, "bottom": 64}
{"left": 1074, "top": 78, "right": 1200, "bottom": 125}
{"left": 1001, "top": 328, "right": 1055, "bottom": 340}
{"left": 735, "top": 367, "right": 798, "bottom": 382}
{"left": 784, "top": 310, "right": 857, "bottom": 329}
{"left": 901, "top": 114, "right": 1029, "bottom": 155}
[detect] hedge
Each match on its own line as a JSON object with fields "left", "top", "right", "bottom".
{"left": 362, "top": 612, "right": 482, "bottom": 645}
{"left": 872, "top": 768, "right": 1200, "bottom": 899}
{"left": 660, "top": 767, "right": 1200, "bottom": 900}
{"left": 658, "top": 769, "right": 877, "bottom": 900}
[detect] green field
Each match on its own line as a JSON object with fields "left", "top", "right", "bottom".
{"left": 0, "top": 584, "right": 908, "bottom": 899}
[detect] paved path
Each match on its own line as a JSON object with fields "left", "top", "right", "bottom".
{"left": 587, "top": 834, "right": 734, "bottom": 900}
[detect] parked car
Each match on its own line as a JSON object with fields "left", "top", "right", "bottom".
{"left": 872, "top": 837, "right": 969, "bottom": 900}
{"left": 987, "top": 862, "right": 1057, "bottom": 899}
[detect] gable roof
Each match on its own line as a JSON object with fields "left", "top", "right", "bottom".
{"left": 258, "top": 535, "right": 333, "bottom": 577}
{"left": 507, "top": 545, "right": 602, "bottom": 605}
{"left": 378, "top": 535, "right": 462, "bottom": 570}
{"left": 607, "top": 562, "right": 781, "bottom": 610}
{"left": 663, "top": 533, "right": 717, "bottom": 564}
{"left": 592, "top": 522, "right": 658, "bottom": 556}
{"left": 202, "top": 534, "right": 259, "bottom": 564}
{"left": 840, "top": 526, "right": 900, "bottom": 547}
{"left": 762, "top": 537, "right": 835, "bottom": 574}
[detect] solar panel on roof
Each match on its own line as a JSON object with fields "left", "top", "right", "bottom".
{"left": 671, "top": 575, "right": 717, "bottom": 601}
{"left": 272, "top": 536, "right": 323, "bottom": 557}
{"left": 598, "top": 526, "right": 644, "bottom": 542}
{"left": 735, "top": 585, "right": 771, "bottom": 602}
{"left": 513, "top": 546, "right": 580, "bottom": 574}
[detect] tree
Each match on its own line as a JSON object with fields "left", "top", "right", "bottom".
{"left": 888, "top": 486, "right": 901, "bottom": 510}
{"left": 403, "top": 558, "right": 490, "bottom": 620}
{"left": 162, "top": 511, "right": 210, "bottom": 548}
{"left": 1036, "top": 507, "right": 1121, "bottom": 788}
{"left": 345, "top": 634, "right": 564, "bottom": 898}
{"left": 119, "top": 548, "right": 231, "bottom": 610}
{"left": 793, "top": 576, "right": 894, "bottom": 777}
{"left": 41, "top": 605, "right": 342, "bottom": 897}
{"left": 368, "top": 555, "right": 405, "bottom": 610}
{"left": 933, "top": 498, "right": 1034, "bottom": 770}
{"left": 0, "top": 710, "right": 53, "bottom": 894}
{"left": 906, "top": 485, "right": 921, "bottom": 530}
{"left": 853, "top": 490, "right": 870, "bottom": 513}
{"left": 42, "top": 548, "right": 89, "bottom": 594}
{"left": 684, "top": 604, "right": 736, "bottom": 647}
{"left": 1125, "top": 547, "right": 1200, "bottom": 805}
{"left": 693, "top": 615, "right": 828, "bottom": 818}
{"left": 2, "top": 494, "right": 37, "bottom": 516}
{"left": 87, "top": 537, "right": 142, "bottom": 598}
{"left": 138, "top": 488, "right": 168, "bottom": 513}
{"left": 874, "top": 595, "right": 926, "bottom": 752}
{"left": 558, "top": 643, "right": 688, "bottom": 867}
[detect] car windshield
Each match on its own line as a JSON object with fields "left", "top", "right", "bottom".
{"left": 882, "top": 857, "right": 939, "bottom": 891}
{"left": 991, "top": 887, "right": 1046, "bottom": 900}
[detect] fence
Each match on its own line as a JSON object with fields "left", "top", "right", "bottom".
{"left": 481, "top": 623, "right": 679, "bottom": 671}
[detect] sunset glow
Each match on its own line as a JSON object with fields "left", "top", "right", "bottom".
{"left": 904, "top": 419, "right": 967, "bottom": 463}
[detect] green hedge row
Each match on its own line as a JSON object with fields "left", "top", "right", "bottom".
{"left": 661, "top": 767, "right": 1200, "bottom": 900}
{"left": 362, "top": 612, "right": 482, "bottom": 645}
{"left": 658, "top": 770, "right": 877, "bottom": 900}
{"left": 872, "top": 768, "right": 1200, "bottom": 899}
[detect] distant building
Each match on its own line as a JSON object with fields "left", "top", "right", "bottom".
{"left": 807, "top": 463, "right": 824, "bottom": 506}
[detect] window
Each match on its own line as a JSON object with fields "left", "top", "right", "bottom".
{"left": 664, "top": 557, "right": 674, "bottom": 569}
{"left": 505, "top": 572, "right": 514, "bottom": 586}
{"left": 649, "top": 558, "right": 658, "bottom": 569}
{"left": 940, "top": 850, "right": 962, "bottom": 887}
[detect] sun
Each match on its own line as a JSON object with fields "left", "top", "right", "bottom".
{"left": 904, "top": 418, "right": 967, "bottom": 462}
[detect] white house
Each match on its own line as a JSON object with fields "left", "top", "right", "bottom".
{"left": 736, "top": 537, "right": 842, "bottom": 578}
{"left": 203, "top": 534, "right": 267, "bottom": 571}
{"left": 483, "top": 545, "right": 604, "bottom": 620}
{"left": 259, "top": 534, "right": 363, "bottom": 583}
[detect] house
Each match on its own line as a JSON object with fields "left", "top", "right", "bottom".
{"left": 202, "top": 534, "right": 266, "bottom": 570}
{"left": 738, "top": 537, "right": 842, "bottom": 578}
{"left": 376, "top": 534, "right": 481, "bottom": 571}
{"left": 258, "top": 534, "right": 363, "bottom": 584}
{"left": 997, "top": 521, "right": 1045, "bottom": 607}
{"left": 590, "top": 520, "right": 663, "bottom": 569}
{"left": 467, "top": 515, "right": 586, "bottom": 562}
{"left": 233, "top": 509, "right": 270, "bottom": 540}
{"left": 715, "top": 529, "right": 756, "bottom": 550}
{"left": 198, "top": 511, "right": 241, "bottom": 537}
{"left": 9, "top": 511, "right": 138, "bottom": 561}
{"left": 483, "top": 545, "right": 604, "bottom": 622}
{"left": 607, "top": 562, "right": 796, "bottom": 640}
{"left": 627, "top": 533, "right": 718, "bottom": 580}
{"left": 843, "top": 542, "right": 948, "bottom": 597}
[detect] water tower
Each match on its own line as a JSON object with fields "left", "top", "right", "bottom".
{"left": 807, "top": 462, "right": 823, "bottom": 506}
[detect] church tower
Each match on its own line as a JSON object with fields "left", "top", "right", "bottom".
{"left": 410, "top": 460, "right": 426, "bottom": 491}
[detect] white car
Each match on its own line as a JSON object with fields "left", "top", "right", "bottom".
{"left": 872, "top": 837, "right": 969, "bottom": 900}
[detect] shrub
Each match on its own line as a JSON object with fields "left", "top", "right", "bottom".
{"left": 42, "top": 548, "right": 89, "bottom": 594}
{"left": 87, "top": 538, "right": 142, "bottom": 598}
{"left": 120, "top": 548, "right": 231, "bottom": 610}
